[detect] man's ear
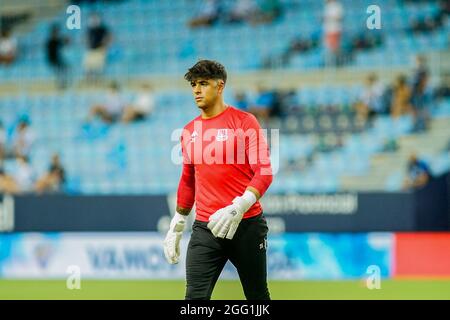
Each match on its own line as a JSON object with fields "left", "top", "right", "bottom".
{"left": 217, "top": 80, "right": 225, "bottom": 94}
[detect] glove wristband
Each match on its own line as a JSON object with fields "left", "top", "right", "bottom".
{"left": 170, "top": 212, "right": 187, "bottom": 231}
{"left": 232, "top": 190, "right": 257, "bottom": 214}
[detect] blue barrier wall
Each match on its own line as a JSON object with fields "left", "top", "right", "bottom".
{"left": 7, "top": 173, "right": 449, "bottom": 232}
{"left": 13, "top": 195, "right": 169, "bottom": 232}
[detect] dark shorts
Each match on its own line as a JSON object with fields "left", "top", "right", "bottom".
{"left": 185, "top": 213, "right": 270, "bottom": 300}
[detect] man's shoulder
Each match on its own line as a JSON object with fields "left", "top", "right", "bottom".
{"left": 228, "top": 105, "right": 255, "bottom": 121}
{"left": 183, "top": 115, "right": 201, "bottom": 131}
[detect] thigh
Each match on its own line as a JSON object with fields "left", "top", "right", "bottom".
{"left": 185, "top": 222, "right": 227, "bottom": 300}
{"left": 228, "top": 214, "right": 270, "bottom": 300}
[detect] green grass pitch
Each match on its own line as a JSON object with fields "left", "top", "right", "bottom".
{"left": 1, "top": 279, "right": 450, "bottom": 300}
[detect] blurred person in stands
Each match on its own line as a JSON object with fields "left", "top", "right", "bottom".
{"left": 354, "top": 73, "right": 385, "bottom": 122}
{"left": 11, "top": 119, "right": 36, "bottom": 159}
{"left": 253, "top": 0, "right": 282, "bottom": 24}
{"left": 0, "top": 167, "right": 19, "bottom": 194}
{"left": 122, "top": 83, "right": 155, "bottom": 123}
{"left": 233, "top": 91, "right": 249, "bottom": 111}
{"left": 323, "top": 0, "right": 344, "bottom": 67}
{"left": 403, "top": 153, "right": 432, "bottom": 190}
{"left": 12, "top": 156, "right": 35, "bottom": 193}
{"left": 281, "top": 34, "right": 319, "bottom": 66}
{"left": 0, "top": 27, "right": 17, "bottom": 65}
{"left": 226, "top": 0, "right": 259, "bottom": 24}
{"left": 390, "top": 74, "right": 413, "bottom": 118}
{"left": 410, "top": 55, "right": 430, "bottom": 132}
{"left": 247, "top": 84, "right": 274, "bottom": 126}
{"left": 46, "top": 23, "right": 70, "bottom": 89}
{"left": 35, "top": 153, "right": 66, "bottom": 194}
{"left": 188, "top": 0, "right": 221, "bottom": 28}
{"left": 88, "top": 81, "right": 125, "bottom": 124}
{"left": 434, "top": 72, "right": 450, "bottom": 100}
{"left": 83, "top": 13, "right": 111, "bottom": 83}
{"left": 0, "top": 120, "right": 6, "bottom": 162}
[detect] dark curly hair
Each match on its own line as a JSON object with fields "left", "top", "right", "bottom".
{"left": 184, "top": 60, "right": 227, "bottom": 84}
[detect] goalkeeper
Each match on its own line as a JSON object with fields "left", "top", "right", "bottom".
{"left": 163, "top": 60, "right": 273, "bottom": 300}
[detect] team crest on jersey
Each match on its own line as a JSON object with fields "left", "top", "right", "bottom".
{"left": 216, "top": 129, "right": 228, "bottom": 142}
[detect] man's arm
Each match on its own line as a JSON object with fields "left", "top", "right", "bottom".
{"left": 176, "top": 205, "right": 192, "bottom": 216}
{"left": 244, "top": 113, "right": 273, "bottom": 198}
{"left": 163, "top": 135, "right": 195, "bottom": 264}
{"left": 176, "top": 133, "right": 196, "bottom": 214}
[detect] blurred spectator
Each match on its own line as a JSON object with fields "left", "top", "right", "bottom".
{"left": 46, "top": 24, "right": 70, "bottom": 89}
{"left": 390, "top": 75, "right": 413, "bottom": 118}
{"left": 410, "top": 15, "right": 440, "bottom": 33}
{"left": 83, "top": 13, "right": 111, "bottom": 83}
{"left": 12, "top": 156, "right": 35, "bottom": 193}
{"left": 253, "top": 0, "right": 282, "bottom": 24}
{"left": 188, "top": 0, "right": 221, "bottom": 28}
{"left": 233, "top": 91, "right": 249, "bottom": 111}
{"left": 88, "top": 81, "right": 125, "bottom": 124}
{"left": 410, "top": 0, "right": 449, "bottom": 34}
{"left": 323, "top": 0, "right": 344, "bottom": 67}
{"left": 122, "top": 83, "right": 155, "bottom": 123}
{"left": 279, "top": 89, "right": 300, "bottom": 115}
{"left": 281, "top": 34, "right": 320, "bottom": 66}
{"left": 354, "top": 73, "right": 385, "bottom": 122}
{"left": 248, "top": 85, "right": 275, "bottom": 125}
{"left": 0, "top": 28, "right": 18, "bottom": 65}
{"left": 11, "top": 119, "right": 36, "bottom": 159}
{"left": 0, "top": 121, "right": 6, "bottom": 161}
{"left": 350, "top": 32, "right": 383, "bottom": 52}
{"left": 410, "top": 55, "right": 430, "bottom": 132}
{"left": 434, "top": 72, "right": 450, "bottom": 100}
{"left": 403, "top": 153, "right": 432, "bottom": 190}
{"left": 0, "top": 167, "right": 19, "bottom": 194}
{"left": 226, "top": 0, "right": 259, "bottom": 24}
{"left": 35, "top": 154, "right": 66, "bottom": 194}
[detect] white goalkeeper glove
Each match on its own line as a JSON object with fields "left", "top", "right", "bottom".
{"left": 207, "top": 190, "right": 257, "bottom": 240}
{"left": 163, "top": 212, "right": 187, "bottom": 264}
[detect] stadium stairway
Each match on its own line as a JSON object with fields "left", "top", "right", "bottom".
{"left": 340, "top": 116, "right": 450, "bottom": 191}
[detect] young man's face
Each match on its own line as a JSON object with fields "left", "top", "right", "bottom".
{"left": 190, "top": 78, "right": 224, "bottom": 109}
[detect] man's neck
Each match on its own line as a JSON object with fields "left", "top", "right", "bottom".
{"left": 201, "top": 101, "right": 227, "bottom": 119}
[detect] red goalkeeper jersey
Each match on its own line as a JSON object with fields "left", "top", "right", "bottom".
{"left": 176, "top": 105, "right": 273, "bottom": 222}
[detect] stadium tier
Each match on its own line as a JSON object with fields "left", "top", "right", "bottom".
{"left": 0, "top": 0, "right": 448, "bottom": 81}
{"left": 0, "top": 89, "right": 448, "bottom": 194}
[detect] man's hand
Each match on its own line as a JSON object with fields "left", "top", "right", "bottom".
{"left": 163, "top": 213, "right": 187, "bottom": 264}
{"left": 207, "top": 190, "right": 257, "bottom": 240}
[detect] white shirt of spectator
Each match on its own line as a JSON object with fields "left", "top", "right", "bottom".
{"left": 14, "top": 160, "right": 35, "bottom": 192}
{"left": 200, "top": 0, "right": 219, "bottom": 17}
{"left": 0, "top": 36, "right": 17, "bottom": 56}
{"left": 104, "top": 92, "right": 125, "bottom": 116}
{"left": 361, "top": 82, "right": 385, "bottom": 112}
{"left": 324, "top": 1, "right": 344, "bottom": 34}
{"left": 0, "top": 128, "right": 6, "bottom": 146}
{"left": 233, "top": 0, "right": 257, "bottom": 16}
{"left": 13, "top": 128, "right": 36, "bottom": 157}
{"left": 134, "top": 92, "right": 155, "bottom": 114}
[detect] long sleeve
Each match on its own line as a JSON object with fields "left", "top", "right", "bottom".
{"left": 176, "top": 134, "right": 195, "bottom": 209}
{"left": 243, "top": 114, "right": 273, "bottom": 197}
